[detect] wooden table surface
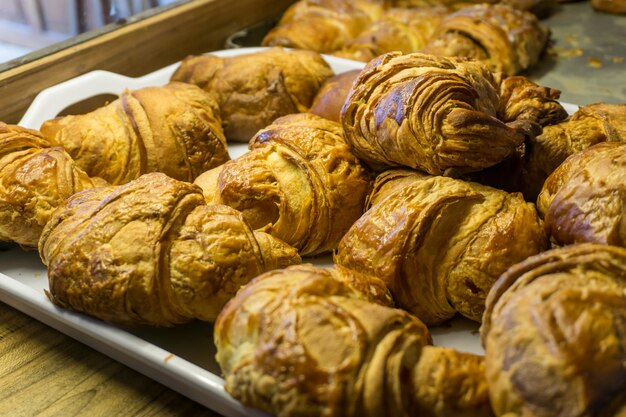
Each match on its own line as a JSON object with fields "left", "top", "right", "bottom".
{"left": 0, "top": 302, "right": 221, "bottom": 416}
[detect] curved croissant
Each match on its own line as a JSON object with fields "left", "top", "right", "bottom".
{"left": 0, "top": 123, "right": 106, "bottom": 248}
{"left": 332, "top": 7, "right": 448, "bottom": 62}
{"left": 341, "top": 52, "right": 563, "bottom": 176}
{"left": 170, "top": 47, "right": 334, "bottom": 142}
{"left": 40, "top": 81, "right": 228, "bottom": 185}
{"left": 335, "top": 169, "right": 548, "bottom": 324}
{"left": 422, "top": 4, "right": 549, "bottom": 75}
{"left": 261, "top": 0, "right": 382, "bottom": 53}
{"left": 194, "top": 113, "right": 371, "bottom": 256}
{"left": 39, "top": 172, "right": 300, "bottom": 326}
{"left": 215, "top": 264, "right": 494, "bottom": 417}
{"left": 537, "top": 142, "right": 626, "bottom": 247}
{"left": 481, "top": 243, "right": 626, "bottom": 417}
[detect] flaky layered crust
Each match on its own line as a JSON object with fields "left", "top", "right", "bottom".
{"left": 40, "top": 82, "right": 228, "bottom": 185}
{"left": 39, "top": 172, "right": 300, "bottom": 326}
{"left": 333, "top": 7, "right": 448, "bottom": 62}
{"left": 341, "top": 52, "right": 563, "bottom": 176}
{"left": 170, "top": 48, "right": 334, "bottom": 142}
{"left": 0, "top": 123, "right": 105, "bottom": 248}
{"left": 422, "top": 4, "right": 549, "bottom": 75}
{"left": 194, "top": 113, "right": 371, "bottom": 256}
{"left": 215, "top": 264, "right": 493, "bottom": 417}
{"left": 537, "top": 142, "right": 626, "bottom": 247}
{"left": 482, "top": 243, "right": 626, "bottom": 417}
{"left": 335, "top": 169, "right": 548, "bottom": 324}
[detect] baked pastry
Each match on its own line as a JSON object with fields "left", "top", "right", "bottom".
{"left": 310, "top": 69, "right": 361, "bottom": 123}
{"left": 261, "top": 0, "right": 384, "bottom": 53}
{"left": 332, "top": 7, "right": 448, "bottom": 62}
{"left": 39, "top": 172, "right": 301, "bottom": 326}
{"left": 481, "top": 243, "right": 626, "bottom": 417}
{"left": 422, "top": 4, "right": 549, "bottom": 75}
{"left": 0, "top": 123, "right": 106, "bottom": 248}
{"left": 592, "top": 0, "right": 626, "bottom": 13}
{"left": 470, "top": 102, "right": 625, "bottom": 202}
{"left": 170, "top": 47, "right": 334, "bottom": 142}
{"left": 194, "top": 113, "right": 371, "bottom": 256}
{"left": 40, "top": 81, "right": 228, "bottom": 185}
{"left": 335, "top": 169, "right": 548, "bottom": 324}
{"left": 537, "top": 142, "right": 626, "bottom": 247}
{"left": 215, "top": 264, "right": 494, "bottom": 417}
{"left": 341, "top": 52, "right": 564, "bottom": 176}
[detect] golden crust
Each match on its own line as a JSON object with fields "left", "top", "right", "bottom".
{"left": 194, "top": 113, "right": 371, "bottom": 256}
{"left": 335, "top": 169, "right": 548, "bottom": 324}
{"left": 40, "top": 82, "right": 228, "bottom": 185}
{"left": 0, "top": 123, "right": 105, "bottom": 248}
{"left": 171, "top": 48, "right": 334, "bottom": 142}
{"left": 39, "top": 172, "right": 300, "bottom": 326}
{"left": 538, "top": 142, "right": 626, "bottom": 246}
{"left": 422, "top": 4, "right": 549, "bottom": 75}
{"left": 481, "top": 243, "right": 626, "bottom": 417}
{"left": 341, "top": 52, "right": 553, "bottom": 176}
{"left": 310, "top": 69, "right": 361, "bottom": 123}
{"left": 215, "top": 264, "right": 493, "bottom": 417}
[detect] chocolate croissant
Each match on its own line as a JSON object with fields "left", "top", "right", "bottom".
{"left": 215, "top": 264, "right": 494, "bottom": 417}
{"left": 537, "top": 142, "right": 626, "bottom": 247}
{"left": 0, "top": 123, "right": 106, "bottom": 248}
{"left": 341, "top": 52, "right": 563, "bottom": 176}
{"left": 170, "top": 47, "right": 334, "bottom": 143}
{"left": 332, "top": 7, "right": 448, "bottom": 62}
{"left": 310, "top": 69, "right": 361, "bottom": 123}
{"left": 39, "top": 172, "right": 300, "bottom": 326}
{"left": 481, "top": 243, "right": 626, "bottom": 417}
{"left": 335, "top": 169, "right": 549, "bottom": 324}
{"left": 40, "top": 81, "right": 228, "bottom": 185}
{"left": 422, "top": 4, "right": 549, "bottom": 75}
{"left": 194, "top": 113, "right": 371, "bottom": 257}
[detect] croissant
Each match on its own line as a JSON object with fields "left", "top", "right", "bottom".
{"left": 341, "top": 52, "right": 564, "bottom": 176}
{"left": 40, "top": 81, "right": 228, "bottom": 185}
{"left": 592, "top": 0, "right": 626, "bottom": 13}
{"left": 39, "top": 172, "right": 301, "bottom": 326}
{"left": 0, "top": 123, "right": 106, "bottom": 248}
{"left": 309, "top": 69, "right": 361, "bottom": 123}
{"left": 194, "top": 113, "right": 371, "bottom": 257}
{"left": 481, "top": 243, "right": 626, "bottom": 417}
{"left": 170, "top": 47, "right": 334, "bottom": 143}
{"left": 215, "top": 264, "right": 494, "bottom": 417}
{"left": 422, "top": 4, "right": 549, "bottom": 75}
{"left": 469, "top": 102, "right": 625, "bottom": 202}
{"left": 261, "top": 0, "right": 383, "bottom": 53}
{"left": 335, "top": 169, "right": 549, "bottom": 325}
{"left": 536, "top": 142, "right": 626, "bottom": 247}
{"left": 332, "top": 7, "right": 448, "bottom": 62}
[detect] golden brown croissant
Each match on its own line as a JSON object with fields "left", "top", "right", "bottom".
{"left": 39, "top": 172, "right": 300, "bottom": 326}
{"left": 194, "top": 113, "right": 371, "bottom": 257}
{"left": 215, "top": 264, "right": 494, "bottom": 417}
{"left": 40, "top": 81, "right": 228, "bottom": 185}
{"left": 170, "top": 48, "right": 334, "bottom": 143}
{"left": 332, "top": 7, "right": 448, "bottom": 62}
{"left": 481, "top": 243, "right": 626, "bottom": 417}
{"left": 536, "top": 142, "right": 626, "bottom": 247}
{"left": 341, "top": 52, "right": 564, "bottom": 176}
{"left": 335, "top": 169, "right": 549, "bottom": 325}
{"left": 469, "top": 102, "right": 624, "bottom": 202}
{"left": 422, "top": 4, "right": 549, "bottom": 75}
{"left": 309, "top": 69, "right": 361, "bottom": 123}
{"left": 0, "top": 123, "right": 106, "bottom": 248}
{"left": 261, "top": 0, "right": 384, "bottom": 53}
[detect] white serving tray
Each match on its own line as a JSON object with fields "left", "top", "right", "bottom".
{"left": 1, "top": 47, "right": 575, "bottom": 417}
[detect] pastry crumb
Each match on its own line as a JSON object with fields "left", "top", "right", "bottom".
{"left": 549, "top": 46, "right": 584, "bottom": 58}
{"left": 612, "top": 56, "right": 624, "bottom": 64}
{"left": 588, "top": 57, "right": 603, "bottom": 68}
{"left": 163, "top": 353, "right": 175, "bottom": 363}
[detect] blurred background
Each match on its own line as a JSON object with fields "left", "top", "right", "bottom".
{"left": 0, "top": 0, "right": 179, "bottom": 62}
